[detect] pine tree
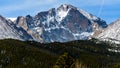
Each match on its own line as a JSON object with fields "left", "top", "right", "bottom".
{"left": 53, "top": 52, "right": 74, "bottom": 68}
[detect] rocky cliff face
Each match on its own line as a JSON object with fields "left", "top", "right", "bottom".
{"left": 0, "top": 4, "right": 107, "bottom": 43}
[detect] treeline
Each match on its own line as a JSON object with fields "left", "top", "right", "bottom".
{"left": 0, "top": 39, "right": 120, "bottom": 68}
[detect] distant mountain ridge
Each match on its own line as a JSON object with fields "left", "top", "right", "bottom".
{"left": 0, "top": 4, "right": 108, "bottom": 43}
{"left": 0, "top": 15, "right": 33, "bottom": 40}
{"left": 94, "top": 19, "right": 120, "bottom": 44}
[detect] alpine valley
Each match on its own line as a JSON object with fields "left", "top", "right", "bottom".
{"left": 0, "top": 4, "right": 120, "bottom": 68}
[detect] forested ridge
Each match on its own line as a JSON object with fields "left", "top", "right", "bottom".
{"left": 0, "top": 39, "right": 120, "bottom": 68}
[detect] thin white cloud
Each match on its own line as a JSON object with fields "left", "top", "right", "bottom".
{"left": 97, "top": 0, "right": 105, "bottom": 17}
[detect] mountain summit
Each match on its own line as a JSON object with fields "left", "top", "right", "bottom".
{"left": 0, "top": 4, "right": 107, "bottom": 43}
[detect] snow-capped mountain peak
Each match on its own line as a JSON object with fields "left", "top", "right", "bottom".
{"left": 56, "top": 4, "right": 73, "bottom": 22}
{"left": 7, "top": 18, "right": 17, "bottom": 22}
{"left": 57, "top": 4, "right": 76, "bottom": 11}
{"left": 57, "top": 4, "right": 99, "bottom": 21}
{"left": 0, "top": 4, "right": 108, "bottom": 43}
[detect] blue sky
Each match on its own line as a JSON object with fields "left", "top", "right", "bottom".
{"left": 0, "top": 0, "right": 120, "bottom": 24}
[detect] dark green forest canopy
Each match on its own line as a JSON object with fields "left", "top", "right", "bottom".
{"left": 0, "top": 39, "right": 120, "bottom": 68}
